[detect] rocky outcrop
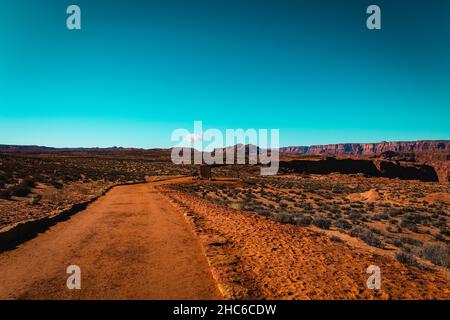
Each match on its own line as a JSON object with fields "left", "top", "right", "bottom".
{"left": 280, "top": 157, "right": 440, "bottom": 182}
{"left": 414, "top": 152, "right": 450, "bottom": 183}
{"left": 280, "top": 140, "right": 450, "bottom": 156}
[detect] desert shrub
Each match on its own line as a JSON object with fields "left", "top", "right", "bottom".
{"left": 29, "top": 194, "right": 42, "bottom": 205}
{"left": 334, "top": 218, "right": 352, "bottom": 230}
{"left": 433, "top": 220, "right": 445, "bottom": 228}
{"left": 434, "top": 233, "right": 445, "bottom": 242}
{"left": 402, "top": 246, "right": 412, "bottom": 253}
{"left": 243, "top": 203, "right": 258, "bottom": 211}
{"left": 388, "top": 208, "right": 402, "bottom": 217}
{"left": 400, "top": 236, "right": 422, "bottom": 246}
{"left": 403, "top": 213, "right": 423, "bottom": 224}
{"left": 329, "top": 206, "right": 340, "bottom": 214}
{"left": 331, "top": 213, "right": 342, "bottom": 220}
{"left": 400, "top": 218, "right": 418, "bottom": 233}
{"left": 215, "top": 200, "right": 228, "bottom": 207}
{"left": 273, "top": 213, "right": 293, "bottom": 224}
{"left": 294, "top": 214, "right": 312, "bottom": 226}
{"left": 50, "top": 180, "right": 64, "bottom": 189}
{"left": 434, "top": 210, "right": 446, "bottom": 217}
{"left": 330, "top": 235, "right": 344, "bottom": 243}
{"left": 362, "top": 232, "right": 384, "bottom": 248}
{"left": 395, "top": 252, "right": 420, "bottom": 267}
{"left": 376, "top": 212, "right": 389, "bottom": 220}
{"left": 369, "top": 227, "right": 382, "bottom": 235}
{"left": 371, "top": 214, "right": 381, "bottom": 221}
{"left": 403, "top": 206, "right": 417, "bottom": 213}
{"left": 313, "top": 217, "right": 332, "bottom": 229}
{"left": 349, "top": 227, "right": 385, "bottom": 248}
{"left": 419, "top": 243, "right": 450, "bottom": 268}
{"left": 257, "top": 209, "right": 271, "bottom": 217}
{"left": 312, "top": 197, "right": 322, "bottom": 203}
{"left": 386, "top": 237, "right": 403, "bottom": 248}
{"left": 7, "top": 183, "right": 31, "bottom": 197}
{"left": 348, "top": 211, "right": 362, "bottom": 220}
{"left": 439, "top": 227, "right": 450, "bottom": 237}
{"left": 21, "top": 177, "right": 36, "bottom": 188}
{"left": 389, "top": 218, "right": 398, "bottom": 225}
{"left": 0, "top": 189, "right": 11, "bottom": 200}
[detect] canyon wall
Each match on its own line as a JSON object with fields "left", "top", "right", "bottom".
{"left": 280, "top": 140, "right": 449, "bottom": 182}
{"left": 280, "top": 140, "right": 450, "bottom": 155}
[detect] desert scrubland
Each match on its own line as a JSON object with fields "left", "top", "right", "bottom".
{"left": 0, "top": 144, "right": 448, "bottom": 299}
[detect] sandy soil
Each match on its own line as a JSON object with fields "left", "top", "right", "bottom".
{"left": 0, "top": 181, "right": 115, "bottom": 229}
{"left": 161, "top": 184, "right": 450, "bottom": 300}
{"left": 0, "top": 182, "right": 221, "bottom": 299}
{"left": 1, "top": 177, "right": 448, "bottom": 300}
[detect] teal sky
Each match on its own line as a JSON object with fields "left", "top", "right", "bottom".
{"left": 1, "top": 0, "right": 449, "bottom": 148}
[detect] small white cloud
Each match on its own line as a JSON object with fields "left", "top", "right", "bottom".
{"left": 184, "top": 133, "right": 202, "bottom": 142}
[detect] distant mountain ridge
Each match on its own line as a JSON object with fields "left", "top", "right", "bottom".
{"left": 280, "top": 140, "right": 450, "bottom": 156}
{"left": 0, "top": 145, "right": 143, "bottom": 152}
{"left": 2, "top": 140, "right": 449, "bottom": 155}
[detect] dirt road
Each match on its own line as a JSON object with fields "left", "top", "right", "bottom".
{"left": 0, "top": 183, "right": 221, "bottom": 299}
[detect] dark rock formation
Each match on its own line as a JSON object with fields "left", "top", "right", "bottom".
{"left": 280, "top": 158, "right": 440, "bottom": 182}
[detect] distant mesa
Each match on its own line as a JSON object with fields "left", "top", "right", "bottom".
{"left": 279, "top": 140, "right": 450, "bottom": 155}
{"left": 0, "top": 144, "right": 141, "bottom": 152}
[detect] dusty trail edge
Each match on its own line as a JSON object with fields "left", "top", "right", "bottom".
{"left": 0, "top": 178, "right": 222, "bottom": 299}
{"left": 0, "top": 181, "right": 143, "bottom": 253}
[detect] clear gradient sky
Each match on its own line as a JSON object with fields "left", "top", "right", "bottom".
{"left": 1, "top": 0, "right": 449, "bottom": 148}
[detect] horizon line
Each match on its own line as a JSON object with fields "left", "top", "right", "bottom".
{"left": 1, "top": 139, "right": 449, "bottom": 150}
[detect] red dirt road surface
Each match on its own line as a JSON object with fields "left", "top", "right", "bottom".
{"left": 0, "top": 183, "right": 221, "bottom": 299}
